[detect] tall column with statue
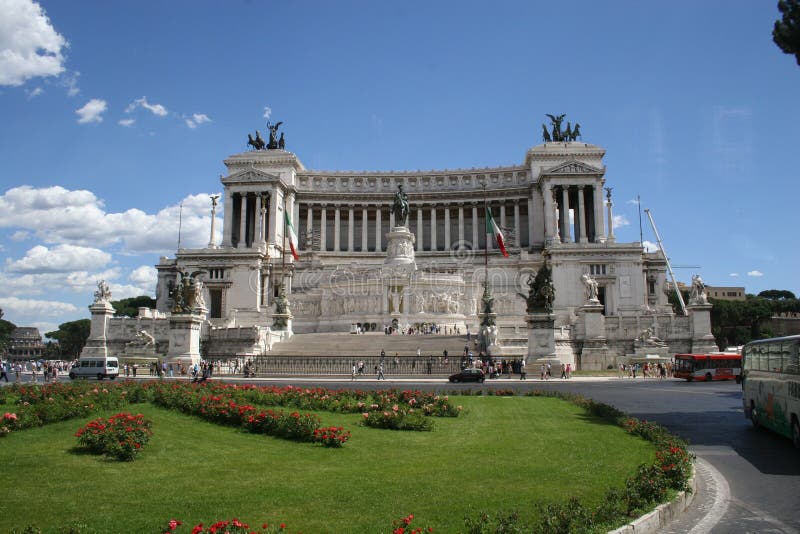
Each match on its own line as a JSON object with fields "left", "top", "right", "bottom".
{"left": 687, "top": 274, "right": 719, "bottom": 353}
{"left": 524, "top": 261, "right": 559, "bottom": 366}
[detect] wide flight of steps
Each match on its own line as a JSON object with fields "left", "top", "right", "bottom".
{"left": 268, "top": 332, "right": 475, "bottom": 358}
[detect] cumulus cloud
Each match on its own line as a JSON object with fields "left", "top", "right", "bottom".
{"left": 747, "top": 270, "right": 764, "bottom": 277}
{"left": 10, "top": 230, "right": 29, "bottom": 240}
{"left": 0, "top": 296, "right": 78, "bottom": 317}
{"left": 642, "top": 240, "right": 659, "bottom": 253}
{"left": 6, "top": 244, "right": 111, "bottom": 273}
{"left": 263, "top": 106, "right": 272, "bottom": 119}
{"left": 729, "top": 273, "right": 739, "bottom": 277}
{"left": 125, "top": 96, "right": 168, "bottom": 116}
{"left": 0, "top": 0, "right": 67, "bottom": 86}
{"left": 129, "top": 265, "right": 156, "bottom": 293}
{"left": 0, "top": 268, "right": 121, "bottom": 297}
{"left": 612, "top": 214, "right": 630, "bottom": 229}
{"left": 75, "top": 98, "right": 107, "bottom": 124}
{"left": 26, "top": 86, "right": 42, "bottom": 98}
{"left": 118, "top": 118, "right": 135, "bottom": 127}
{"left": 0, "top": 185, "right": 220, "bottom": 254}
{"left": 185, "top": 113, "right": 211, "bottom": 129}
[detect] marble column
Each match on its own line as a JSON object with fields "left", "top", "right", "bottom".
{"left": 561, "top": 186, "right": 572, "bottom": 243}
{"left": 513, "top": 200, "right": 520, "bottom": 250}
{"left": 222, "top": 192, "right": 233, "bottom": 247}
{"left": 389, "top": 210, "right": 395, "bottom": 230}
{"left": 577, "top": 185, "right": 588, "bottom": 243}
{"left": 430, "top": 205, "right": 437, "bottom": 251}
{"left": 458, "top": 205, "right": 465, "bottom": 244}
{"left": 552, "top": 188, "right": 561, "bottom": 243}
{"left": 375, "top": 206, "right": 382, "bottom": 252}
{"left": 208, "top": 197, "right": 218, "bottom": 248}
{"left": 416, "top": 207, "right": 423, "bottom": 251}
{"left": 239, "top": 192, "right": 248, "bottom": 248}
{"left": 347, "top": 206, "right": 354, "bottom": 252}
{"left": 543, "top": 186, "right": 553, "bottom": 243}
{"left": 606, "top": 194, "right": 615, "bottom": 243}
{"left": 259, "top": 194, "right": 267, "bottom": 245}
{"left": 527, "top": 197, "right": 535, "bottom": 247}
{"left": 334, "top": 206, "right": 341, "bottom": 252}
{"left": 361, "top": 206, "right": 368, "bottom": 251}
{"left": 320, "top": 206, "right": 327, "bottom": 252}
{"left": 306, "top": 205, "right": 313, "bottom": 252}
{"left": 593, "top": 185, "right": 605, "bottom": 242}
{"left": 500, "top": 203, "right": 506, "bottom": 228}
{"left": 444, "top": 205, "right": 451, "bottom": 250}
{"left": 472, "top": 204, "right": 479, "bottom": 249}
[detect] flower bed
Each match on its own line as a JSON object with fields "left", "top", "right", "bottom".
{"left": 75, "top": 412, "right": 153, "bottom": 461}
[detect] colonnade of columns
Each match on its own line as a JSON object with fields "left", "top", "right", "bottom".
{"left": 225, "top": 191, "right": 270, "bottom": 248}
{"left": 546, "top": 184, "right": 605, "bottom": 244}
{"left": 299, "top": 200, "right": 531, "bottom": 253}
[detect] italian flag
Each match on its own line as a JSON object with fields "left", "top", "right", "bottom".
{"left": 285, "top": 211, "right": 300, "bottom": 260}
{"left": 486, "top": 208, "right": 509, "bottom": 257}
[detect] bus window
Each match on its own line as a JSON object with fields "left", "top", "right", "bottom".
{"left": 787, "top": 345, "right": 799, "bottom": 375}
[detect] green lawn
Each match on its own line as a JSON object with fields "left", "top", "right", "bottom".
{"left": 0, "top": 396, "right": 654, "bottom": 533}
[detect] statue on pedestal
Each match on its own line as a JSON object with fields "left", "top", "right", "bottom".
{"left": 170, "top": 270, "right": 205, "bottom": 313}
{"left": 93, "top": 279, "right": 112, "bottom": 304}
{"left": 581, "top": 273, "right": 600, "bottom": 304}
{"left": 522, "top": 262, "right": 555, "bottom": 314}
{"left": 392, "top": 185, "right": 410, "bottom": 227}
{"left": 689, "top": 274, "right": 708, "bottom": 305}
{"left": 267, "top": 121, "right": 283, "bottom": 149}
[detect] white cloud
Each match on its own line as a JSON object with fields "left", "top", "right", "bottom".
{"left": 26, "top": 86, "right": 42, "bottom": 98}
{"left": 0, "top": 268, "right": 121, "bottom": 297}
{"left": 642, "top": 240, "right": 659, "bottom": 253}
{"left": 75, "top": 98, "right": 107, "bottom": 124}
{"left": 125, "top": 96, "right": 168, "bottom": 116}
{"left": 59, "top": 69, "right": 79, "bottom": 96}
{"left": 626, "top": 198, "right": 640, "bottom": 205}
{"left": 118, "top": 118, "right": 135, "bottom": 127}
{"left": 729, "top": 273, "right": 739, "bottom": 277}
{"left": 0, "top": 0, "right": 67, "bottom": 86}
{"left": 0, "top": 185, "right": 220, "bottom": 254}
{"left": 185, "top": 113, "right": 211, "bottom": 129}
{"left": 0, "top": 296, "right": 78, "bottom": 317}
{"left": 31, "top": 321, "right": 58, "bottom": 336}
{"left": 10, "top": 230, "right": 29, "bottom": 240}
{"left": 747, "top": 270, "right": 764, "bottom": 277}
{"left": 612, "top": 214, "right": 630, "bottom": 229}
{"left": 263, "top": 106, "right": 272, "bottom": 119}
{"left": 6, "top": 244, "right": 111, "bottom": 273}
{"left": 129, "top": 265, "right": 157, "bottom": 293}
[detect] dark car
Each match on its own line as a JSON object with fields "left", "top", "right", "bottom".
{"left": 449, "top": 368, "right": 485, "bottom": 383}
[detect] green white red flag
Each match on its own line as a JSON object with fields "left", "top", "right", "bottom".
{"left": 285, "top": 211, "right": 299, "bottom": 260}
{"left": 486, "top": 208, "right": 509, "bottom": 257}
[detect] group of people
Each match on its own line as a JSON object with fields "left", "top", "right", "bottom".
{"left": 618, "top": 361, "right": 672, "bottom": 379}
{"left": 383, "top": 324, "right": 462, "bottom": 336}
{"left": 0, "top": 360, "right": 66, "bottom": 383}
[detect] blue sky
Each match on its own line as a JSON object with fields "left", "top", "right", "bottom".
{"left": 1, "top": 0, "right": 798, "bottom": 334}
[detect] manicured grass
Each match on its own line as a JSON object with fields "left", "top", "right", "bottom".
{"left": 0, "top": 396, "right": 654, "bottom": 533}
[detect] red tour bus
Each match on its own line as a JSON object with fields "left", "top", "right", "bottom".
{"left": 674, "top": 353, "right": 742, "bottom": 382}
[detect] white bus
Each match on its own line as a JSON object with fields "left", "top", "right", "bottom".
{"left": 741, "top": 335, "right": 800, "bottom": 448}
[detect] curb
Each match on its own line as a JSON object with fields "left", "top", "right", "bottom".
{"left": 608, "top": 463, "right": 697, "bottom": 534}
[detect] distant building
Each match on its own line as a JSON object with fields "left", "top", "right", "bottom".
{"left": 8, "top": 327, "right": 45, "bottom": 360}
{"left": 706, "top": 286, "right": 746, "bottom": 301}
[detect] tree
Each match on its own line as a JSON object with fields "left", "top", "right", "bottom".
{"left": 46, "top": 319, "right": 91, "bottom": 358}
{"left": 0, "top": 308, "right": 17, "bottom": 356}
{"left": 773, "top": 0, "right": 800, "bottom": 65}
{"left": 110, "top": 296, "right": 157, "bottom": 317}
{"left": 757, "top": 289, "right": 796, "bottom": 300}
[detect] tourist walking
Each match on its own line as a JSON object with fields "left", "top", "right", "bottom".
{"left": 377, "top": 363, "right": 385, "bottom": 380}
{"left": 0, "top": 361, "right": 8, "bottom": 382}
{"left": 519, "top": 359, "right": 526, "bottom": 380}
{"left": 561, "top": 363, "right": 567, "bottom": 379}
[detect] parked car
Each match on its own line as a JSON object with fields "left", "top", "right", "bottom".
{"left": 449, "top": 368, "right": 485, "bottom": 383}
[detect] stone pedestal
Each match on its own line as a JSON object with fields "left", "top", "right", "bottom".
{"left": 580, "top": 303, "right": 609, "bottom": 370}
{"left": 526, "top": 312, "right": 558, "bottom": 363}
{"left": 167, "top": 313, "right": 204, "bottom": 366}
{"left": 688, "top": 303, "right": 719, "bottom": 353}
{"left": 384, "top": 226, "right": 416, "bottom": 270}
{"left": 80, "top": 301, "right": 115, "bottom": 358}
{"left": 479, "top": 317, "right": 501, "bottom": 357}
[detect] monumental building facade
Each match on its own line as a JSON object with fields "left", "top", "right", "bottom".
{"left": 86, "top": 125, "right": 716, "bottom": 369}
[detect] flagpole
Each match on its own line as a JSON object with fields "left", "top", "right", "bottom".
{"left": 482, "top": 182, "right": 488, "bottom": 283}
